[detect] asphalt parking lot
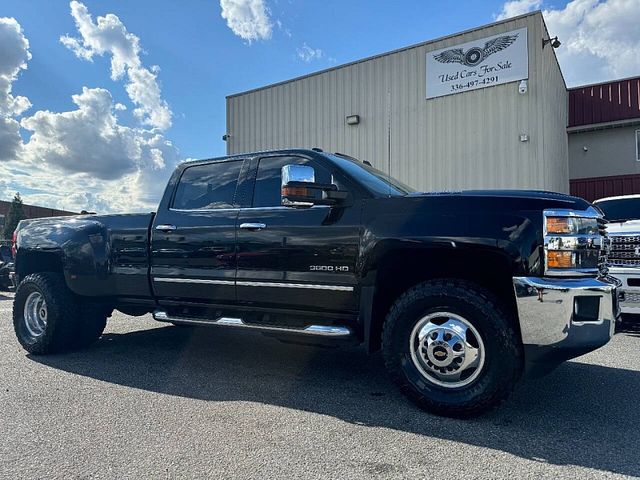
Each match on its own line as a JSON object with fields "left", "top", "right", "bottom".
{"left": 1, "top": 291, "right": 639, "bottom": 479}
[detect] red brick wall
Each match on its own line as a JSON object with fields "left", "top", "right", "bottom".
{"left": 0, "top": 200, "right": 76, "bottom": 220}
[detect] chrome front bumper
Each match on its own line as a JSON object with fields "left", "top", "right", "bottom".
{"left": 513, "top": 276, "right": 620, "bottom": 376}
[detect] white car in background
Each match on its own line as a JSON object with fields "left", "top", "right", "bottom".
{"left": 594, "top": 195, "right": 640, "bottom": 317}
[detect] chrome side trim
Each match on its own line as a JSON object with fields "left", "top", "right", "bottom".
{"left": 153, "top": 311, "right": 352, "bottom": 337}
{"left": 153, "top": 278, "right": 235, "bottom": 286}
{"left": 236, "top": 280, "right": 354, "bottom": 292}
{"left": 152, "top": 277, "right": 353, "bottom": 291}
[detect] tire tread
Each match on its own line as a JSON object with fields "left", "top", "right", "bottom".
{"left": 13, "top": 272, "right": 107, "bottom": 354}
{"left": 382, "top": 279, "right": 522, "bottom": 418}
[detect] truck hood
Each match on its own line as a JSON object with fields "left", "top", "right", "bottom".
{"left": 406, "top": 189, "right": 593, "bottom": 212}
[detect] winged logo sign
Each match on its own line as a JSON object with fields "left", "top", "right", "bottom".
{"left": 426, "top": 27, "right": 528, "bottom": 99}
{"left": 434, "top": 34, "right": 519, "bottom": 67}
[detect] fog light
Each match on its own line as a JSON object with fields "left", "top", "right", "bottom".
{"left": 547, "top": 251, "right": 574, "bottom": 269}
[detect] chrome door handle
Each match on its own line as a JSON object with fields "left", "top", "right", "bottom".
{"left": 155, "top": 224, "right": 177, "bottom": 232}
{"left": 240, "top": 222, "right": 266, "bottom": 231}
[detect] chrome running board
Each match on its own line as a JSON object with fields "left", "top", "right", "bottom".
{"left": 153, "top": 310, "right": 352, "bottom": 337}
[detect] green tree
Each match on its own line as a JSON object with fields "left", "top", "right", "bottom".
{"left": 3, "top": 193, "right": 27, "bottom": 239}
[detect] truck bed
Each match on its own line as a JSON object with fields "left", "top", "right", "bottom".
{"left": 16, "top": 213, "right": 155, "bottom": 300}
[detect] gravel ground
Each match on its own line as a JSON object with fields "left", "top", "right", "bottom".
{"left": 1, "top": 290, "right": 639, "bottom": 479}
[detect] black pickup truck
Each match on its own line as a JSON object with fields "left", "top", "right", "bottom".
{"left": 12, "top": 148, "right": 619, "bottom": 417}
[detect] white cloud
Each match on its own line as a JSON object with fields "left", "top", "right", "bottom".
{"left": 13, "top": 86, "right": 181, "bottom": 211}
{"left": 296, "top": 43, "right": 323, "bottom": 62}
{"left": 0, "top": 18, "right": 31, "bottom": 163}
{"left": 220, "top": 0, "right": 273, "bottom": 42}
{"left": 496, "top": 0, "right": 542, "bottom": 20}
{"left": 0, "top": 17, "right": 32, "bottom": 117}
{"left": 21, "top": 87, "right": 139, "bottom": 180}
{"left": 0, "top": 10, "right": 182, "bottom": 213}
{"left": 496, "top": 0, "right": 640, "bottom": 86}
{"left": 0, "top": 117, "right": 22, "bottom": 162}
{"left": 60, "top": 1, "right": 172, "bottom": 130}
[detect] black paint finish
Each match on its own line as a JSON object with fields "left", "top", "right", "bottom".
{"left": 14, "top": 149, "right": 592, "bottom": 344}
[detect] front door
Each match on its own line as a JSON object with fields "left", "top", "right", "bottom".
{"left": 150, "top": 158, "right": 246, "bottom": 306}
{"left": 236, "top": 155, "right": 361, "bottom": 315}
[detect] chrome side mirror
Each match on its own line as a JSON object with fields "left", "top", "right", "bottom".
{"left": 281, "top": 165, "right": 316, "bottom": 207}
{"left": 281, "top": 164, "right": 348, "bottom": 207}
{"left": 282, "top": 164, "right": 315, "bottom": 185}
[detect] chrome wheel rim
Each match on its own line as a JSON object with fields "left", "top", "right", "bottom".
{"left": 24, "top": 291, "right": 48, "bottom": 338}
{"left": 409, "top": 311, "right": 485, "bottom": 389}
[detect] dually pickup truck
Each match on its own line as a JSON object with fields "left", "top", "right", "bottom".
{"left": 12, "top": 148, "right": 619, "bottom": 417}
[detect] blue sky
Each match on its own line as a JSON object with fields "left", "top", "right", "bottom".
{"left": 3, "top": 0, "right": 516, "bottom": 161}
{"left": 0, "top": 0, "right": 638, "bottom": 212}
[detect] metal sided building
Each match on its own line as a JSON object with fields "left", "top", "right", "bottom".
{"left": 226, "top": 11, "right": 568, "bottom": 193}
{"left": 568, "top": 76, "right": 640, "bottom": 202}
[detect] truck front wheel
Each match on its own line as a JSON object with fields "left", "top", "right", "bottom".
{"left": 13, "top": 273, "right": 106, "bottom": 354}
{"left": 382, "top": 279, "right": 522, "bottom": 418}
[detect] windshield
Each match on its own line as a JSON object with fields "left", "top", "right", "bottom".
{"left": 326, "top": 154, "right": 416, "bottom": 197}
{"left": 595, "top": 198, "right": 640, "bottom": 222}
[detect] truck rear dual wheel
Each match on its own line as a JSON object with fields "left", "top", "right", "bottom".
{"left": 382, "top": 279, "right": 522, "bottom": 418}
{"left": 13, "top": 273, "right": 108, "bottom": 354}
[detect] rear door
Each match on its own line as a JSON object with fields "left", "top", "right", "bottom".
{"left": 150, "top": 158, "right": 248, "bottom": 306}
{"left": 236, "top": 154, "right": 362, "bottom": 315}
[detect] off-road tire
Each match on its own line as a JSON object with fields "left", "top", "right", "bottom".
{"left": 13, "top": 272, "right": 108, "bottom": 354}
{"left": 13, "top": 273, "right": 80, "bottom": 354}
{"left": 382, "top": 279, "right": 522, "bottom": 418}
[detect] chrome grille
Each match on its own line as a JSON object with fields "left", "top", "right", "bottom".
{"left": 622, "top": 291, "right": 640, "bottom": 304}
{"left": 598, "top": 218, "right": 608, "bottom": 275}
{"left": 608, "top": 234, "right": 640, "bottom": 267}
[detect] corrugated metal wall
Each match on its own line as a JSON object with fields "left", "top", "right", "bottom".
{"left": 227, "top": 12, "right": 568, "bottom": 194}
{"left": 569, "top": 77, "right": 640, "bottom": 127}
{"left": 570, "top": 174, "right": 640, "bottom": 202}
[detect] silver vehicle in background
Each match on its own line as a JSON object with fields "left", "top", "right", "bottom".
{"left": 594, "top": 195, "right": 640, "bottom": 319}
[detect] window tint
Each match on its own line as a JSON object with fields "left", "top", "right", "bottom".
{"left": 636, "top": 129, "right": 639, "bottom": 161}
{"left": 326, "top": 154, "right": 415, "bottom": 196}
{"left": 173, "top": 160, "right": 242, "bottom": 210}
{"left": 252, "top": 156, "right": 331, "bottom": 208}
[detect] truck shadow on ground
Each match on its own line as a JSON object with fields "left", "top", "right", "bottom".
{"left": 30, "top": 322, "right": 639, "bottom": 477}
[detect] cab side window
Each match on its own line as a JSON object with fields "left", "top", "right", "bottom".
{"left": 252, "top": 156, "right": 331, "bottom": 208}
{"left": 173, "top": 160, "right": 243, "bottom": 210}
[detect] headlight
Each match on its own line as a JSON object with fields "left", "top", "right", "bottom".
{"left": 543, "top": 209, "right": 604, "bottom": 276}
{"left": 545, "top": 216, "right": 599, "bottom": 235}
